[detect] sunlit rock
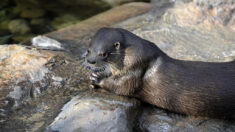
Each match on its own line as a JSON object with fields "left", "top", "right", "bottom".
{"left": 46, "top": 93, "right": 141, "bottom": 132}
{"left": 32, "top": 35, "right": 64, "bottom": 50}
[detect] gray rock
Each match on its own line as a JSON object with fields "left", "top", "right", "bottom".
{"left": 32, "top": 35, "right": 65, "bottom": 50}
{"left": 117, "top": 0, "right": 235, "bottom": 61}
{"left": 0, "top": 45, "right": 54, "bottom": 108}
{"left": 0, "top": 11, "right": 10, "bottom": 30}
{"left": 139, "top": 106, "right": 235, "bottom": 132}
{"left": 46, "top": 92, "right": 141, "bottom": 132}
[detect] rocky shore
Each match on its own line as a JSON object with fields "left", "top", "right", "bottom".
{"left": 0, "top": 0, "right": 235, "bottom": 132}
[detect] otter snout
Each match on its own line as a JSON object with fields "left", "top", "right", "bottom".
{"left": 87, "top": 59, "right": 96, "bottom": 64}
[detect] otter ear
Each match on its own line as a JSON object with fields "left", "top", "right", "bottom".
{"left": 114, "top": 42, "right": 120, "bottom": 49}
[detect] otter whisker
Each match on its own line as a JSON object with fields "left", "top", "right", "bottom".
{"left": 109, "top": 52, "right": 138, "bottom": 57}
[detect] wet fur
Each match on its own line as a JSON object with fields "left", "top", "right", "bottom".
{"left": 86, "top": 27, "right": 235, "bottom": 118}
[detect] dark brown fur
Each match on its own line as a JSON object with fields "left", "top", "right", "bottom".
{"left": 86, "top": 27, "right": 235, "bottom": 118}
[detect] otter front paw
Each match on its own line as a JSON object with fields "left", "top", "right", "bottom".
{"left": 89, "top": 73, "right": 104, "bottom": 88}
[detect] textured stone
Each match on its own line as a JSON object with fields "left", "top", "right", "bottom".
{"left": 0, "top": 45, "right": 53, "bottom": 106}
{"left": 0, "top": 19, "right": 11, "bottom": 30}
{"left": 46, "top": 92, "right": 141, "bottom": 132}
{"left": 139, "top": 106, "right": 235, "bottom": 132}
{"left": 118, "top": 0, "right": 235, "bottom": 61}
{"left": 32, "top": 36, "right": 64, "bottom": 50}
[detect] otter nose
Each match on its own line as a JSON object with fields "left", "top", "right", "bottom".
{"left": 87, "top": 59, "right": 96, "bottom": 64}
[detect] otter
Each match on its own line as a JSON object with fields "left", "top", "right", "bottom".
{"left": 85, "top": 27, "right": 235, "bottom": 118}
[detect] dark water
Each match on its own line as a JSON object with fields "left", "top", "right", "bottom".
{"left": 0, "top": 0, "right": 150, "bottom": 45}
{"left": 0, "top": 0, "right": 105, "bottom": 44}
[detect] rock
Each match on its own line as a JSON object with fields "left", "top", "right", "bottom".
{"left": 46, "top": 92, "right": 141, "bottom": 132}
{"left": 8, "top": 19, "right": 31, "bottom": 35}
{"left": 58, "top": 0, "right": 110, "bottom": 8}
{"left": 47, "top": 2, "right": 152, "bottom": 40}
{"left": 0, "top": 0, "right": 9, "bottom": 8}
{"left": 32, "top": 35, "right": 64, "bottom": 50}
{"left": 0, "top": 44, "right": 81, "bottom": 131}
{"left": 20, "top": 8, "right": 45, "bottom": 18}
{"left": 0, "top": 19, "right": 11, "bottom": 30}
{"left": 0, "top": 45, "right": 53, "bottom": 106}
{"left": 138, "top": 106, "right": 235, "bottom": 132}
{"left": 0, "top": 10, "right": 7, "bottom": 20}
{"left": 118, "top": 0, "right": 235, "bottom": 61}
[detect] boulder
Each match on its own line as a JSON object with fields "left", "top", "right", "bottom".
{"left": 138, "top": 106, "right": 235, "bottom": 132}
{"left": 0, "top": 0, "right": 9, "bottom": 8}
{"left": 8, "top": 19, "right": 31, "bottom": 35}
{"left": 0, "top": 45, "right": 54, "bottom": 106}
{"left": 46, "top": 92, "right": 141, "bottom": 132}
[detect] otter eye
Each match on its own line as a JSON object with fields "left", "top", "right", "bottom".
{"left": 98, "top": 52, "right": 108, "bottom": 57}
{"left": 114, "top": 42, "right": 120, "bottom": 49}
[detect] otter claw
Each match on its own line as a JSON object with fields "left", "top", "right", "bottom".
{"left": 89, "top": 72, "right": 105, "bottom": 87}
{"left": 90, "top": 84, "right": 95, "bottom": 89}
{"left": 90, "top": 76, "right": 98, "bottom": 83}
{"left": 91, "top": 73, "right": 98, "bottom": 77}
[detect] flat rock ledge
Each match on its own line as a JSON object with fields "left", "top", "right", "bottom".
{"left": 1, "top": 1, "right": 235, "bottom": 132}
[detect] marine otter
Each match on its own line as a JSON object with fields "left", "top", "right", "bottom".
{"left": 85, "top": 27, "right": 235, "bottom": 118}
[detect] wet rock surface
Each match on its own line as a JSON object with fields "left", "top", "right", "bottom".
{"left": 139, "top": 105, "right": 235, "bottom": 132}
{"left": 46, "top": 92, "right": 141, "bottom": 132}
{"left": 118, "top": 0, "right": 235, "bottom": 61}
{"left": 0, "top": 44, "right": 84, "bottom": 131}
{"left": 0, "top": 0, "right": 235, "bottom": 132}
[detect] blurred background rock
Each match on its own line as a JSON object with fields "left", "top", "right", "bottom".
{"left": 0, "top": 0, "right": 149, "bottom": 44}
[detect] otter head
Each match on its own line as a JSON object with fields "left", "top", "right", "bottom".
{"left": 85, "top": 28, "right": 125, "bottom": 72}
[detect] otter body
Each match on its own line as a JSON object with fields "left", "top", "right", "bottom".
{"left": 85, "top": 27, "right": 235, "bottom": 118}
